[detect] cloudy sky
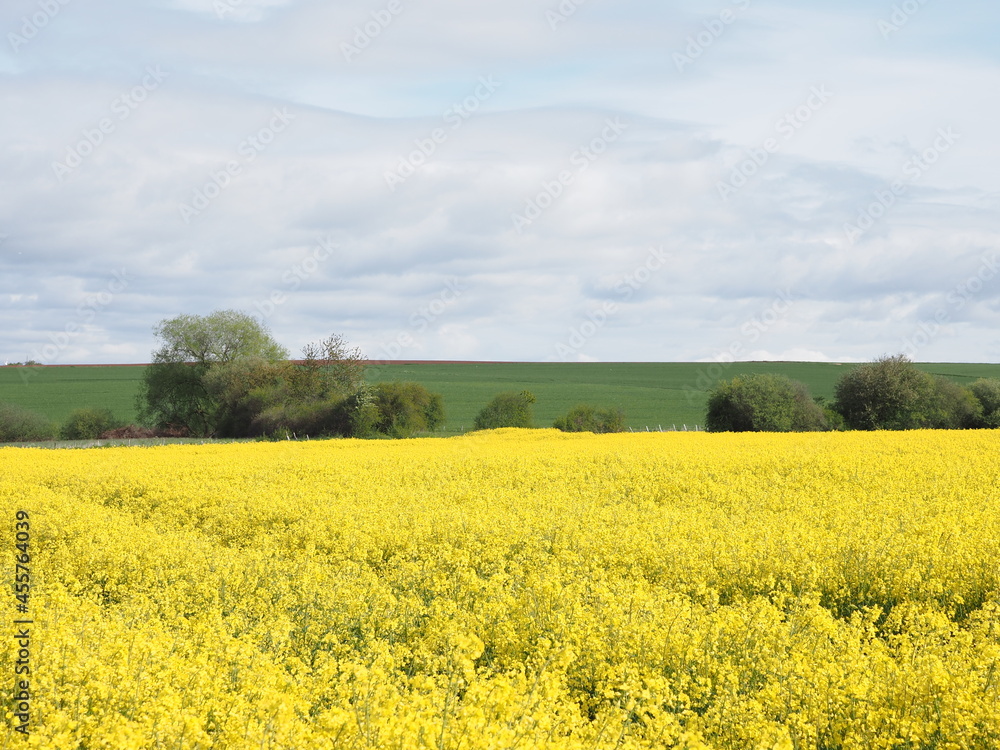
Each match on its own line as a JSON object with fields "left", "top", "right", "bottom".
{"left": 2, "top": 0, "right": 998, "bottom": 365}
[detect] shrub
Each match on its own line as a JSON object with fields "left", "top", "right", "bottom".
{"left": 969, "top": 378, "right": 1000, "bottom": 427}
{"left": 553, "top": 405, "right": 626, "bottom": 433}
{"left": 0, "top": 403, "right": 56, "bottom": 442}
{"left": 351, "top": 403, "right": 382, "bottom": 438}
{"left": 706, "top": 374, "right": 827, "bottom": 432}
{"left": 60, "top": 407, "right": 122, "bottom": 440}
{"left": 473, "top": 391, "right": 536, "bottom": 430}
{"left": 925, "top": 377, "right": 983, "bottom": 429}
{"left": 371, "top": 382, "right": 445, "bottom": 438}
{"left": 249, "top": 397, "right": 348, "bottom": 439}
{"left": 813, "top": 396, "right": 845, "bottom": 431}
{"left": 137, "top": 313, "right": 364, "bottom": 438}
{"left": 202, "top": 357, "right": 287, "bottom": 437}
{"left": 833, "top": 355, "right": 937, "bottom": 430}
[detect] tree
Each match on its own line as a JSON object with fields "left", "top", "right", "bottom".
{"left": 705, "top": 374, "right": 827, "bottom": 432}
{"left": 290, "top": 334, "right": 367, "bottom": 402}
{"left": 137, "top": 310, "right": 288, "bottom": 436}
{"left": 925, "top": 377, "right": 982, "bottom": 429}
{"left": 136, "top": 360, "right": 214, "bottom": 436}
{"left": 196, "top": 334, "right": 370, "bottom": 439}
{"left": 833, "top": 355, "right": 937, "bottom": 430}
{"left": 202, "top": 357, "right": 289, "bottom": 437}
{"left": 151, "top": 310, "right": 288, "bottom": 365}
{"left": 969, "top": 378, "right": 1000, "bottom": 427}
{"left": 473, "top": 391, "right": 536, "bottom": 430}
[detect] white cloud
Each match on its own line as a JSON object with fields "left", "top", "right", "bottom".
{"left": 1, "top": 0, "right": 998, "bottom": 364}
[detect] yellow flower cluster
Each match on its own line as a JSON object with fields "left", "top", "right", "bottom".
{"left": 1, "top": 429, "right": 998, "bottom": 748}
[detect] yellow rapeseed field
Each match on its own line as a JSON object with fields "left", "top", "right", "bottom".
{"left": 1, "top": 429, "right": 998, "bottom": 749}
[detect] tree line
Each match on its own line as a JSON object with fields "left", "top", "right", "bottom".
{"left": 0, "top": 310, "right": 625, "bottom": 442}
{"left": 6, "top": 312, "right": 994, "bottom": 442}
{"left": 705, "top": 354, "right": 1000, "bottom": 432}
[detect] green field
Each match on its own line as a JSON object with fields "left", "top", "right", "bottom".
{"left": 4, "top": 361, "right": 1000, "bottom": 435}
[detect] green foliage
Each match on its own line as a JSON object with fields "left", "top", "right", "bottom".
{"left": 553, "top": 405, "right": 626, "bottom": 433}
{"left": 812, "top": 396, "right": 845, "bottom": 431}
{"left": 925, "top": 377, "right": 983, "bottom": 429}
{"left": 136, "top": 361, "right": 212, "bottom": 436}
{"left": 137, "top": 311, "right": 367, "bottom": 438}
{"left": 473, "top": 391, "right": 536, "bottom": 430}
{"left": 370, "top": 381, "right": 445, "bottom": 438}
{"left": 0, "top": 402, "right": 56, "bottom": 442}
{"left": 203, "top": 339, "right": 369, "bottom": 439}
{"left": 249, "top": 397, "right": 348, "bottom": 439}
{"left": 833, "top": 355, "right": 937, "bottom": 430}
{"left": 969, "top": 378, "right": 1000, "bottom": 427}
{"left": 202, "top": 357, "right": 288, "bottom": 438}
{"left": 342, "top": 386, "right": 381, "bottom": 439}
{"left": 139, "top": 310, "right": 288, "bottom": 436}
{"left": 0, "top": 365, "right": 142, "bottom": 426}
{"left": 297, "top": 334, "right": 367, "bottom": 399}
{"left": 60, "top": 407, "right": 121, "bottom": 440}
{"left": 706, "top": 374, "right": 827, "bottom": 433}
{"left": 11, "top": 361, "right": 1000, "bottom": 437}
{"left": 152, "top": 309, "right": 288, "bottom": 365}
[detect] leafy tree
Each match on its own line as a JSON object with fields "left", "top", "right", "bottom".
{"left": 151, "top": 310, "right": 287, "bottom": 365}
{"left": 925, "top": 377, "right": 982, "bottom": 429}
{"left": 705, "top": 374, "right": 827, "bottom": 432}
{"left": 969, "top": 378, "right": 1000, "bottom": 427}
{"left": 553, "top": 405, "right": 626, "bottom": 433}
{"left": 208, "top": 336, "right": 369, "bottom": 438}
{"left": 473, "top": 390, "right": 536, "bottom": 430}
{"left": 138, "top": 310, "right": 288, "bottom": 436}
{"left": 295, "top": 334, "right": 366, "bottom": 400}
{"left": 833, "top": 355, "right": 937, "bottom": 430}
{"left": 202, "top": 357, "right": 289, "bottom": 437}
{"left": 136, "top": 361, "right": 214, "bottom": 436}
{"left": 60, "top": 407, "right": 122, "bottom": 440}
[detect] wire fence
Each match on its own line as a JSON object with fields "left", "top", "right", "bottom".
{"left": 628, "top": 425, "right": 702, "bottom": 432}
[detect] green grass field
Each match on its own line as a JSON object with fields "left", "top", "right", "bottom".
{"left": 4, "top": 360, "right": 1000, "bottom": 436}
